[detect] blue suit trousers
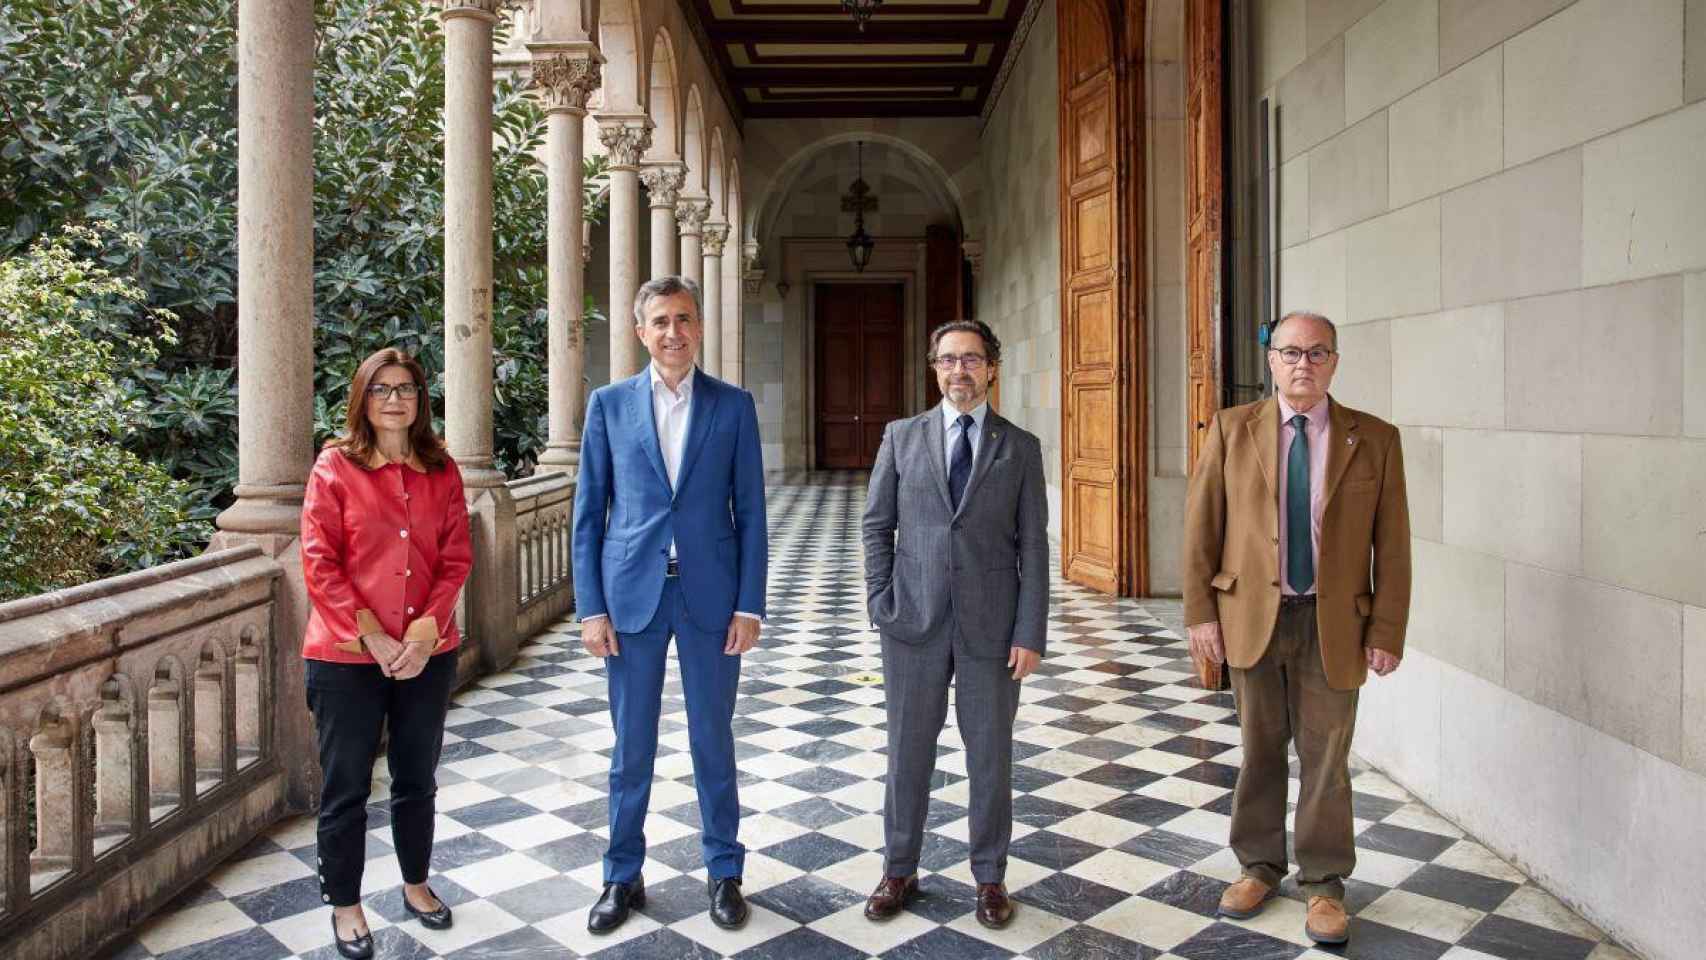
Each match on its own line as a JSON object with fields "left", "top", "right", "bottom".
{"left": 603, "top": 577, "right": 745, "bottom": 883}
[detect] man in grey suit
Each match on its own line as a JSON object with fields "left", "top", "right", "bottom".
{"left": 860, "top": 319, "right": 1050, "bottom": 930}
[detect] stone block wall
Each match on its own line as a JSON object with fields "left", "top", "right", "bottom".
{"left": 979, "top": 0, "right": 1064, "bottom": 536}
{"left": 1252, "top": 1, "right": 1706, "bottom": 956}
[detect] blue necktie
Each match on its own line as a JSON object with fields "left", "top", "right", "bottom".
{"left": 1286, "top": 414, "right": 1314, "bottom": 593}
{"left": 949, "top": 414, "right": 974, "bottom": 511}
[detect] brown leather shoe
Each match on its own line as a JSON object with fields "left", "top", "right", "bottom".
{"left": 864, "top": 875, "right": 918, "bottom": 921}
{"left": 1216, "top": 877, "right": 1273, "bottom": 919}
{"left": 1306, "top": 896, "right": 1350, "bottom": 944}
{"left": 975, "top": 883, "right": 1014, "bottom": 929}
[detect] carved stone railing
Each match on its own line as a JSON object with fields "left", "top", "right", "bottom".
{"left": 508, "top": 472, "right": 575, "bottom": 639}
{"left": 0, "top": 547, "right": 288, "bottom": 960}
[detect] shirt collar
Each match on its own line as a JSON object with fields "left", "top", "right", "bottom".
{"left": 649, "top": 362, "right": 695, "bottom": 402}
{"left": 1277, "top": 393, "right": 1327, "bottom": 428}
{"left": 941, "top": 399, "right": 989, "bottom": 433}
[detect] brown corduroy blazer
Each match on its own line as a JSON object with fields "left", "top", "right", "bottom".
{"left": 1182, "top": 396, "right": 1412, "bottom": 691}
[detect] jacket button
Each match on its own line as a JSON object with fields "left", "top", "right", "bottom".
{"left": 952, "top": 521, "right": 962, "bottom": 530}
{"left": 1271, "top": 580, "right": 1280, "bottom": 587}
{"left": 1271, "top": 537, "right": 1279, "bottom": 545}
{"left": 404, "top": 569, "right": 412, "bottom": 577}
{"left": 407, "top": 606, "right": 415, "bottom": 615}
{"left": 399, "top": 530, "right": 409, "bottom": 539}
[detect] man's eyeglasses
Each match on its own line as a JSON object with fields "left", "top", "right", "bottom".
{"left": 932, "top": 353, "right": 988, "bottom": 371}
{"left": 1269, "top": 346, "right": 1336, "bottom": 366}
{"left": 367, "top": 383, "right": 422, "bottom": 400}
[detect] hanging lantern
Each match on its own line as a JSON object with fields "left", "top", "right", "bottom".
{"left": 841, "top": 0, "right": 882, "bottom": 31}
{"left": 846, "top": 141, "right": 876, "bottom": 272}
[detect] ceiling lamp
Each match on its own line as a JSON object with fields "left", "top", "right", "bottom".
{"left": 841, "top": 0, "right": 882, "bottom": 32}
{"left": 846, "top": 141, "right": 876, "bottom": 272}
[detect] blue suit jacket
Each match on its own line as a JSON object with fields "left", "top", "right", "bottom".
{"left": 572, "top": 368, "right": 768, "bottom": 635}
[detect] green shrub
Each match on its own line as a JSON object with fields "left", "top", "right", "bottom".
{"left": 0, "top": 227, "right": 212, "bottom": 601}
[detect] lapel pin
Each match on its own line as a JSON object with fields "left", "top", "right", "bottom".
{"left": 1346, "top": 437, "right": 1355, "bottom": 445}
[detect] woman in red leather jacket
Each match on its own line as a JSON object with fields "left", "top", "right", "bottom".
{"left": 300, "top": 347, "right": 472, "bottom": 959}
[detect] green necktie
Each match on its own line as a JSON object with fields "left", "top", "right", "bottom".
{"left": 1286, "top": 414, "right": 1314, "bottom": 593}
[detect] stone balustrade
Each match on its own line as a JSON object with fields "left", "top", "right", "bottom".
{"left": 508, "top": 472, "right": 576, "bottom": 640}
{"left": 0, "top": 547, "right": 287, "bottom": 960}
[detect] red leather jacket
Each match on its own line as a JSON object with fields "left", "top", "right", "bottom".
{"left": 300, "top": 447, "right": 473, "bottom": 663}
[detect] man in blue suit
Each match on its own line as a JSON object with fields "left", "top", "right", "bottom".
{"left": 572, "top": 275, "right": 768, "bottom": 934}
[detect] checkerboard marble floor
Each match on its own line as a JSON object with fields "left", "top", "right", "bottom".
{"left": 116, "top": 472, "right": 1638, "bottom": 960}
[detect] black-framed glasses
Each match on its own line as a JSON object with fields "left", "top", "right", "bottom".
{"left": 366, "top": 382, "right": 421, "bottom": 401}
{"left": 1270, "top": 346, "right": 1336, "bottom": 366}
{"left": 932, "top": 353, "right": 988, "bottom": 371}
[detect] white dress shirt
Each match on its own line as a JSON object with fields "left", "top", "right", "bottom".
{"left": 941, "top": 398, "right": 989, "bottom": 468}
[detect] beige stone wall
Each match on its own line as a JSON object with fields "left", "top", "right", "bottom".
{"left": 1252, "top": 1, "right": 1706, "bottom": 956}
{"left": 979, "top": 0, "right": 1064, "bottom": 535}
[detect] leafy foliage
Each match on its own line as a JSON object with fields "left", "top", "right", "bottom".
{"left": 0, "top": 227, "right": 212, "bottom": 601}
{"left": 0, "top": 0, "right": 609, "bottom": 576}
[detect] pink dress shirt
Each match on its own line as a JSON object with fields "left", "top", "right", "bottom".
{"left": 1276, "top": 395, "right": 1330, "bottom": 596}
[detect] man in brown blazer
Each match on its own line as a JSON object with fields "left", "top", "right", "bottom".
{"left": 1182, "top": 310, "right": 1411, "bottom": 946}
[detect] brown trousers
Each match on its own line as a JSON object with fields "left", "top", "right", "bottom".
{"left": 1229, "top": 601, "right": 1359, "bottom": 900}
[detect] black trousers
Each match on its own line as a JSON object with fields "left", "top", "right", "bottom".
{"left": 306, "top": 651, "right": 456, "bottom": 907}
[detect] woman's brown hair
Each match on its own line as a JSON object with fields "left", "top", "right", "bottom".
{"left": 326, "top": 348, "right": 449, "bottom": 470}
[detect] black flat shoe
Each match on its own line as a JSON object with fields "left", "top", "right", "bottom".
{"left": 709, "top": 876, "right": 748, "bottom": 930}
{"left": 588, "top": 876, "right": 645, "bottom": 934}
{"left": 331, "top": 914, "right": 374, "bottom": 960}
{"left": 403, "top": 885, "right": 453, "bottom": 930}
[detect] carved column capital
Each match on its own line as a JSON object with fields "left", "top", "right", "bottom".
{"left": 675, "top": 197, "right": 710, "bottom": 236}
{"left": 441, "top": 0, "right": 500, "bottom": 22}
{"left": 702, "top": 222, "right": 729, "bottom": 257}
{"left": 639, "top": 163, "right": 687, "bottom": 208}
{"left": 529, "top": 50, "right": 601, "bottom": 114}
{"left": 597, "top": 117, "right": 653, "bottom": 169}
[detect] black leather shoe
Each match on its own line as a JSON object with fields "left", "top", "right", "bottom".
{"left": 403, "top": 885, "right": 453, "bottom": 930}
{"left": 331, "top": 914, "right": 374, "bottom": 960}
{"left": 587, "top": 876, "right": 645, "bottom": 934}
{"left": 709, "top": 876, "right": 748, "bottom": 930}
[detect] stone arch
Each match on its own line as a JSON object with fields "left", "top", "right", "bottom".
{"left": 645, "top": 27, "right": 680, "bottom": 161}
{"left": 683, "top": 85, "right": 707, "bottom": 196}
{"left": 595, "top": 0, "right": 645, "bottom": 114}
{"left": 708, "top": 126, "right": 726, "bottom": 220}
{"left": 753, "top": 132, "right": 969, "bottom": 251}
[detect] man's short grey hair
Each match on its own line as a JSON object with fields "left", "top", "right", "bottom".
{"left": 633, "top": 275, "right": 703, "bottom": 326}
{"left": 1272, "top": 310, "right": 1337, "bottom": 349}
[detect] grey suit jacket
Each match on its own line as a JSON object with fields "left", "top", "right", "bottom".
{"left": 861, "top": 407, "right": 1050, "bottom": 659}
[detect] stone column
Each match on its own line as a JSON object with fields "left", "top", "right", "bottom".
{"left": 701, "top": 222, "right": 728, "bottom": 376}
{"left": 640, "top": 163, "right": 685, "bottom": 279}
{"left": 443, "top": 0, "right": 520, "bottom": 673}
{"left": 212, "top": 0, "right": 317, "bottom": 812}
{"left": 677, "top": 197, "right": 709, "bottom": 286}
{"left": 529, "top": 48, "right": 601, "bottom": 476}
{"left": 599, "top": 118, "right": 653, "bottom": 381}
{"left": 441, "top": 0, "right": 500, "bottom": 487}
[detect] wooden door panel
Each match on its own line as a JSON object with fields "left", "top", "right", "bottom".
{"left": 815, "top": 282, "right": 905, "bottom": 470}
{"left": 1059, "top": 0, "right": 1123, "bottom": 596}
{"left": 1185, "top": 0, "right": 1224, "bottom": 469}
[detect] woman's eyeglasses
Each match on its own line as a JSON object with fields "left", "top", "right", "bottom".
{"left": 366, "top": 383, "right": 421, "bottom": 400}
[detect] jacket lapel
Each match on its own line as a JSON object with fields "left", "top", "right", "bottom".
{"left": 1246, "top": 397, "right": 1279, "bottom": 498}
{"left": 1322, "top": 396, "right": 1360, "bottom": 506}
{"left": 670, "top": 368, "right": 719, "bottom": 498}
{"left": 922, "top": 409, "right": 954, "bottom": 513}
{"left": 954, "top": 409, "right": 1007, "bottom": 519}
{"left": 631, "top": 372, "right": 671, "bottom": 491}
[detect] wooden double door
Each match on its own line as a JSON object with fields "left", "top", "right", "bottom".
{"left": 814, "top": 282, "right": 905, "bottom": 469}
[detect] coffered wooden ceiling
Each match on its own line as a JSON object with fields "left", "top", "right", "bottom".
{"left": 686, "top": 0, "right": 1035, "bottom": 118}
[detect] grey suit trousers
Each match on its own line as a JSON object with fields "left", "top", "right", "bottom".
{"left": 881, "top": 629, "right": 1021, "bottom": 885}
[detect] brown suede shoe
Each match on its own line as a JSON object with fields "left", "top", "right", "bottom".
{"left": 1306, "top": 896, "right": 1350, "bottom": 945}
{"left": 975, "top": 883, "right": 1014, "bottom": 929}
{"left": 1216, "top": 877, "right": 1273, "bottom": 919}
{"left": 864, "top": 875, "right": 918, "bottom": 922}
